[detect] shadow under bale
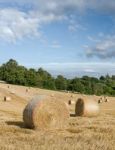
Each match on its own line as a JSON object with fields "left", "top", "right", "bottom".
{"left": 4, "top": 96, "right": 11, "bottom": 102}
{"left": 70, "top": 114, "right": 76, "bottom": 117}
{"left": 6, "top": 121, "right": 25, "bottom": 128}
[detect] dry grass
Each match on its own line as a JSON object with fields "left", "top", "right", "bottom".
{"left": 0, "top": 114, "right": 115, "bottom": 150}
{"left": 0, "top": 83, "right": 115, "bottom": 150}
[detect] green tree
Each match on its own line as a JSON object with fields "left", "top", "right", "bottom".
{"left": 70, "top": 78, "right": 85, "bottom": 93}
{"left": 0, "top": 59, "right": 114, "bottom": 96}
{"left": 55, "top": 75, "right": 67, "bottom": 90}
{"left": 25, "top": 69, "right": 38, "bottom": 86}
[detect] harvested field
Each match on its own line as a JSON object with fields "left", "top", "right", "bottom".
{"left": 0, "top": 83, "right": 115, "bottom": 150}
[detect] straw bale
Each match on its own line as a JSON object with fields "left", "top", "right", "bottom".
{"left": 68, "top": 100, "right": 75, "bottom": 105}
{"left": 104, "top": 98, "right": 109, "bottom": 102}
{"left": 75, "top": 98, "right": 99, "bottom": 117}
{"left": 23, "top": 96, "right": 69, "bottom": 129}
{"left": 98, "top": 99, "right": 103, "bottom": 103}
{"left": 4, "top": 96, "right": 11, "bottom": 101}
{"left": 51, "top": 94, "right": 54, "bottom": 97}
{"left": 10, "top": 91, "right": 15, "bottom": 94}
{"left": 68, "top": 100, "right": 71, "bottom": 105}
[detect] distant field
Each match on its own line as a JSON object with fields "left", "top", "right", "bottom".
{"left": 0, "top": 83, "right": 115, "bottom": 150}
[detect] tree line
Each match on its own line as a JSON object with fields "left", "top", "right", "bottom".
{"left": 0, "top": 59, "right": 114, "bottom": 96}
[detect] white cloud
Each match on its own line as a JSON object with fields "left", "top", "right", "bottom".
{"left": 44, "top": 62, "right": 115, "bottom": 77}
{"left": 1, "top": 0, "right": 115, "bottom": 13}
{"left": 0, "top": 9, "right": 40, "bottom": 42}
{"left": 0, "top": 8, "right": 65, "bottom": 42}
{"left": 26, "top": 62, "right": 115, "bottom": 70}
{"left": 84, "top": 68, "right": 96, "bottom": 73}
{"left": 49, "top": 41, "right": 61, "bottom": 49}
{"left": 86, "top": 35, "right": 115, "bottom": 58}
{"left": 68, "top": 23, "right": 86, "bottom": 32}
{"left": 24, "top": 62, "right": 115, "bottom": 77}
{"left": 0, "top": 0, "right": 115, "bottom": 42}
{"left": 88, "top": 36, "right": 100, "bottom": 42}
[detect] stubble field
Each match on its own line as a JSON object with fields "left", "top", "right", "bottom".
{"left": 0, "top": 83, "right": 115, "bottom": 150}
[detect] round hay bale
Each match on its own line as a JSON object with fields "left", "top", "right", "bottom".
{"left": 75, "top": 98, "right": 99, "bottom": 117}
{"left": 104, "top": 98, "right": 109, "bottom": 102}
{"left": 71, "top": 95, "right": 74, "bottom": 98}
{"left": 98, "top": 99, "right": 103, "bottom": 103}
{"left": 50, "top": 94, "right": 54, "bottom": 97}
{"left": 10, "top": 91, "right": 15, "bottom": 94}
{"left": 26, "top": 89, "right": 29, "bottom": 92}
{"left": 68, "top": 100, "right": 71, "bottom": 105}
{"left": 4, "top": 96, "right": 11, "bottom": 102}
{"left": 68, "top": 100, "right": 75, "bottom": 105}
{"left": 71, "top": 100, "right": 75, "bottom": 105}
{"left": 23, "top": 96, "right": 69, "bottom": 129}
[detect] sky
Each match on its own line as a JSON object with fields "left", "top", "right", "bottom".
{"left": 0, "top": 0, "right": 115, "bottom": 78}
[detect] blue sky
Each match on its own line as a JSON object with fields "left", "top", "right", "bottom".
{"left": 0, "top": 0, "right": 115, "bottom": 78}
